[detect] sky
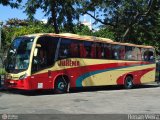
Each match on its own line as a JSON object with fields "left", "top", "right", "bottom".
{"left": 0, "top": 4, "right": 97, "bottom": 29}
{"left": 0, "top": 4, "right": 47, "bottom": 23}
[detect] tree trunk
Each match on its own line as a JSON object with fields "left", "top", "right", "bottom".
{"left": 122, "top": 27, "right": 130, "bottom": 41}
{"left": 50, "top": 1, "right": 59, "bottom": 34}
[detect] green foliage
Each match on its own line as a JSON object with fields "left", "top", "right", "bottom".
{"left": 2, "top": 20, "right": 115, "bottom": 49}
{"left": 2, "top": 20, "right": 54, "bottom": 49}
{"left": 0, "top": 68, "right": 5, "bottom": 75}
{"left": 80, "top": 0, "right": 160, "bottom": 44}
{"left": 24, "top": 0, "right": 80, "bottom": 33}
{"left": 6, "top": 18, "right": 29, "bottom": 26}
{"left": 12, "top": 22, "right": 55, "bottom": 37}
{"left": 73, "top": 24, "right": 92, "bottom": 36}
{"left": 93, "top": 28, "right": 115, "bottom": 40}
{"left": 73, "top": 24, "right": 115, "bottom": 40}
{"left": 1, "top": 0, "right": 160, "bottom": 50}
{"left": 0, "top": 0, "right": 22, "bottom": 8}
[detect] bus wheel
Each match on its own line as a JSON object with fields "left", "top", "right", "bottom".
{"left": 124, "top": 76, "right": 133, "bottom": 89}
{"left": 54, "top": 77, "right": 69, "bottom": 94}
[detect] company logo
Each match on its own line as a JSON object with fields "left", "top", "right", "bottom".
{"left": 58, "top": 60, "right": 80, "bottom": 66}
{"left": 1, "top": 114, "right": 18, "bottom": 120}
{"left": 2, "top": 114, "right": 8, "bottom": 120}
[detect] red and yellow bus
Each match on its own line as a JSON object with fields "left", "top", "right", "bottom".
{"left": 4, "top": 33, "right": 156, "bottom": 93}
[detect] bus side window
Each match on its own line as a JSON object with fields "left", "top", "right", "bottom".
{"left": 84, "top": 41, "right": 92, "bottom": 58}
{"left": 90, "top": 44, "right": 96, "bottom": 58}
{"left": 131, "top": 47, "right": 137, "bottom": 60}
{"left": 125, "top": 46, "right": 133, "bottom": 60}
{"left": 120, "top": 46, "right": 125, "bottom": 60}
{"left": 70, "top": 43, "right": 79, "bottom": 57}
{"left": 142, "top": 48, "right": 149, "bottom": 61}
{"left": 112, "top": 45, "right": 120, "bottom": 60}
{"left": 79, "top": 43, "right": 87, "bottom": 58}
{"left": 58, "top": 39, "right": 71, "bottom": 59}
{"left": 132, "top": 47, "right": 141, "bottom": 61}
{"left": 137, "top": 48, "right": 142, "bottom": 61}
{"left": 105, "top": 44, "right": 111, "bottom": 59}
{"left": 97, "top": 43, "right": 102, "bottom": 59}
{"left": 32, "top": 36, "right": 59, "bottom": 72}
{"left": 148, "top": 49, "right": 154, "bottom": 62}
{"left": 141, "top": 48, "right": 155, "bottom": 62}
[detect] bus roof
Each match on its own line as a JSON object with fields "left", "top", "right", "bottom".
{"left": 24, "top": 33, "right": 154, "bottom": 49}
{"left": 49, "top": 33, "right": 114, "bottom": 43}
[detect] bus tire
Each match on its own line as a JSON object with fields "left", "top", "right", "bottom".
{"left": 54, "top": 77, "right": 69, "bottom": 94}
{"left": 157, "top": 81, "right": 160, "bottom": 87}
{"left": 124, "top": 76, "right": 133, "bottom": 89}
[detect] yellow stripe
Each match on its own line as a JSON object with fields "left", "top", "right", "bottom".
{"left": 82, "top": 64, "right": 155, "bottom": 86}
{"left": 141, "top": 70, "right": 155, "bottom": 83}
{"left": 32, "top": 58, "right": 143, "bottom": 75}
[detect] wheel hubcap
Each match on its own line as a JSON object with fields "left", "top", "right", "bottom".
{"left": 127, "top": 78, "right": 132, "bottom": 87}
{"left": 58, "top": 82, "right": 65, "bottom": 90}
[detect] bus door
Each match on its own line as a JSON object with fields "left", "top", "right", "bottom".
{"left": 31, "top": 36, "right": 59, "bottom": 90}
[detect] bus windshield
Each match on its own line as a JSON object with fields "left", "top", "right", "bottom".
{"left": 5, "top": 37, "right": 34, "bottom": 73}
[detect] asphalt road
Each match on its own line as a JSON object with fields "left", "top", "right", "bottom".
{"left": 0, "top": 83, "right": 160, "bottom": 120}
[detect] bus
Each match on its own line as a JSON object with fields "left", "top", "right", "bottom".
{"left": 4, "top": 33, "right": 156, "bottom": 93}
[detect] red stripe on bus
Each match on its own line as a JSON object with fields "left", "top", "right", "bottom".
{"left": 116, "top": 67, "right": 155, "bottom": 85}
{"left": 32, "top": 61, "right": 152, "bottom": 87}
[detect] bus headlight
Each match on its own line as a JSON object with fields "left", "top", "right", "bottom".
{"left": 19, "top": 73, "right": 28, "bottom": 80}
{"left": 6, "top": 74, "right": 12, "bottom": 79}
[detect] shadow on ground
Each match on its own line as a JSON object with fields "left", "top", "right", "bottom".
{"left": 0, "top": 83, "right": 159, "bottom": 96}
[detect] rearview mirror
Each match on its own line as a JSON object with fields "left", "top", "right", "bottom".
{"left": 36, "top": 44, "right": 41, "bottom": 48}
{"left": 34, "top": 48, "right": 38, "bottom": 57}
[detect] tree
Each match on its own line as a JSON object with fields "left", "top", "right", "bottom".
{"left": 73, "top": 24, "right": 93, "bottom": 36}
{"left": 6, "top": 18, "right": 28, "bottom": 27}
{"left": 80, "top": 0, "right": 160, "bottom": 43}
{"left": 93, "top": 28, "right": 115, "bottom": 40}
{"left": 0, "top": 0, "right": 22, "bottom": 8}
{"left": 24, "top": 0, "right": 80, "bottom": 33}
{"left": 2, "top": 19, "right": 55, "bottom": 49}
{"left": 0, "top": 0, "right": 22, "bottom": 63}
{"left": 72, "top": 23, "right": 115, "bottom": 40}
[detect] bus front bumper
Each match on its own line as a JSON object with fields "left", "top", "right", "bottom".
{"left": 4, "top": 78, "right": 30, "bottom": 90}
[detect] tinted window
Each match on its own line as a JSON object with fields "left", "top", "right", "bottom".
{"left": 32, "top": 36, "right": 59, "bottom": 72}
{"left": 131, "top": 47, "right": 137, "bottom": 60}
{"left": 125, "top": 46, "right": 133, "bottom": 60}
{"left": 96, "top": 43, "right": 103, "bottom": 59}
{"left": 6, "top": 37, "right": 34, "bottom": 73}
{"left": 84, "top": 41, "right": 92, "bottom": 58}
{"left": 148, "top": 49, "right": 155, "bottom": 62}
{"left": 141, "top": 48, "right": 148, "bottom": 61}
{"left": 90, "top": 43, "right": 96, "bottom": 58}
{"left": 137, "top": 48, "right": 142, "bottom": 61}
{"left": 70, "top": 41, "right": 80, "bottom": 58}
{"left": 104, "top": 44, "right": 111, "bottom": 59}
{"left": 112, "top": 45, "right": 122, "bottom": 60}
{"left": 119, "top": 46, "right": 125, "bottom": 60}
{"left": 58, "top": 39, "right": 71, "bottom": 59}
{"left": 79, "top": 42, "right": 87, "bottom": 58}
{"left": 142, "top": 48, "right": 155, "bottom": 62}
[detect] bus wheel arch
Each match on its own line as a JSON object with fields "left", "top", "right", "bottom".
{"left": 54, "top": 75, "right": 70, "bottom": 94}
{"left": 124, "top": 74, "right": 134, "bottom": 89}
{"left": 157, "top": 81, "right": 160, "bottom": 87}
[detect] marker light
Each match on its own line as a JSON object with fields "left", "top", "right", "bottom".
{"left": 19, "top": 73, "right": 28, "bottom": 80}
